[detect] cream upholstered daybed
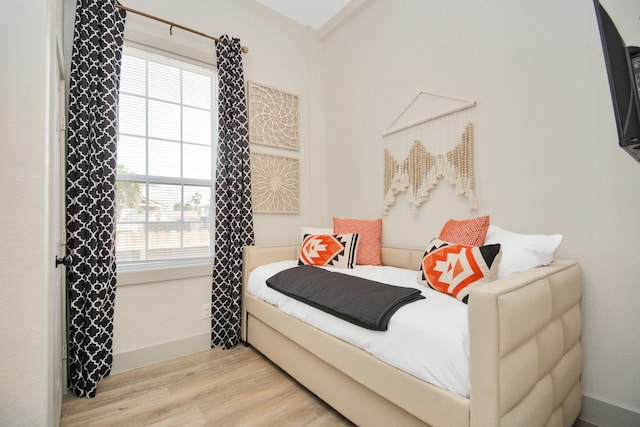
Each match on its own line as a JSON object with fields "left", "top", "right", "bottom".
{"left": 241, "top": 244, "right": 582, "bottom": 427}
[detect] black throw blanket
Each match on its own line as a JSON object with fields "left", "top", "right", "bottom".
{"left": 266, "top": 265, "right": 424, "bottom": 331}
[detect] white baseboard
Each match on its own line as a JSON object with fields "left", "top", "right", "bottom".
{"left": 580, "top": 394, "right": 640, "bottom": 427}
{"left": 111, "top": 333, "right": 211, "bottom": 375}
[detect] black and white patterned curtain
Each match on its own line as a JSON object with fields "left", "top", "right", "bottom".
{"left": 65, "top": 0, "right": 126, "bottom": 398}
{"left": 211, "top": 35, "right": 255, "bottom": 349}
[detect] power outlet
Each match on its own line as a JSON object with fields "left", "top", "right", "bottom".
{"left": 201, "top": 303, "right": 212, "bottom": 319}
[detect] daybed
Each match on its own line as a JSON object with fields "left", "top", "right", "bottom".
{"left": 241, "top": 244, "right": 582, "bottom": 427}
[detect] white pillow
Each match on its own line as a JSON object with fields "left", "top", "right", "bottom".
{"left": 300, "top": 226, "right": 333, "bottom": 242}
{"left": 484, "top": 225, "right": 563, "bottom": 278}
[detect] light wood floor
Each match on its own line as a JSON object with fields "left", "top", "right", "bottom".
{"left": 60, "top": 345, "right": 353, "bottom": 427}
{"left": 61, "top": 345, "right": 599, "bottom": 427}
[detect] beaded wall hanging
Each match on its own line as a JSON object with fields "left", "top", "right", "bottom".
{"left": 382, "top": 92, "right": 477, "bottom": 214}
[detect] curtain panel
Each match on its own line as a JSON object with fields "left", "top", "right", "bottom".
{"left": 65, "top": 0, "right": 126, "bottom": 398}
{"left": 211, "top": 35, "right": 255, "bottom": 349}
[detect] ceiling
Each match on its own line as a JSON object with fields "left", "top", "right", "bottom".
{"left": 254, "top": 0, "right": 352, "bottom": 29}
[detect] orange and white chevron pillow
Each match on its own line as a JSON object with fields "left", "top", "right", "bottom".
{"left": 418, "top": 238, "right": 501, "bottom": 304}
{"left": 298, "top": 233, "right": 360, "bottom": 269}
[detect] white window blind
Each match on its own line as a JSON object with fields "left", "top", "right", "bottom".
{"left": 115, "top": 46, "right": 217, "bottom": 267}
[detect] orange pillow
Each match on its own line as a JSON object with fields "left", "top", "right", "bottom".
{"left": 333, "top": 217, "right": 382, "bottom": 265}
{"left": 438, "top": 215, "right": 490, "bottom": 246}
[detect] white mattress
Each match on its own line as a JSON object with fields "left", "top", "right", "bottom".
{"left": 247, "top": 261, "right": 471, "bottom": 398}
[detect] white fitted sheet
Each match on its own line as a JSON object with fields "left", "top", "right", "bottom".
{"left": 247, "top": 261, "right": 471, "bottom": 397}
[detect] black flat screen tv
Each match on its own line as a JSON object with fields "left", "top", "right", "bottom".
{"left": 593, "top": 0, "right": 640, "bottom": 163}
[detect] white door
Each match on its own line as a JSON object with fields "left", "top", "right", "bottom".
{"left": 49, "top": 40, "right": 67, "bottom": 423}
{"left": 55, "top": 74, "right": 68, "bottom": 395}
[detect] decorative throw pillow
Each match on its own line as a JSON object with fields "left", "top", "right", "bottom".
{"left": 299, "top": 233, "right": 360, "bottom": 269}
{"left": 418, "top": 238, "right": 501, "bottom": 303}
{"left": 484, "top": 225, "right": 563, "bottom": 278}
{"left": 438, "top": 215, "right": 490, "bottom": 246}
{"left": 300, "top": 226, "right": 333, "bottom": 242}
{"left": 333, "top": 217, "right": 382, "bottom": 265}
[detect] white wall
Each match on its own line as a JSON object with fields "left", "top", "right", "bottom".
{"left": 111, "top": 269, "right": 213, "bottom": 372}
{"left": 321, "top": 0, "right": 640, "bottom": 424}
{"left": 109, "top": 0, "right": 328, "bottom": 371}
{"left": 5, "top": 0, "right": 637, "bottom": 424}
{"left": 0, "top": 0, "right": 65, "bottom": 426}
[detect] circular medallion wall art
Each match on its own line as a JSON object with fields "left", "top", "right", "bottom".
{"left": 250, "top": 152, "right": 299, "bottom": 213}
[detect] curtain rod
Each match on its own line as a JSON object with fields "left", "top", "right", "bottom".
{"left": 115, "top": 2, "right": 249, "bottom": 54}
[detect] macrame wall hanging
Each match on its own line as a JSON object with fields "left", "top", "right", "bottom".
{"left": 382, "top": 92, "right": 478, "bottom": 214}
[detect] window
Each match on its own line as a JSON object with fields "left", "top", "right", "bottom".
{"left": 115, "top": 46, "right": 217, "bottom": 268}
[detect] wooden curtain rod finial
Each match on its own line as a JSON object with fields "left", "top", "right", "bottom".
{"left": 241, "top": 46, "right": 250, "bottom": 54}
